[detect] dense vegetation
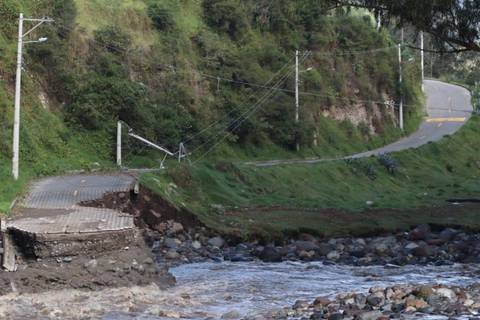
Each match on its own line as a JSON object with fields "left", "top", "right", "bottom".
{"left": 0, "top": 0, "right": 423, "bottom": 211}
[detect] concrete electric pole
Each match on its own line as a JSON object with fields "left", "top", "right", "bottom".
{"left": 295, "top": 50, "right": 300, "bottom": 151}
{"left": 12, "top": 13, "right": 53, "bottom": 180}
{"left": 117, "top": 121, "right": 122, "bottom": 167}
{"left": 420, "top": 31, "right": 425, "bottom": 92}
{"left": 398, "top": 43, "right": 404, "bottom": 130}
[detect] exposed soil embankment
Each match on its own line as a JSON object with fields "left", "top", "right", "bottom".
{"left": 0, "top": 232, "right": 174, "bottom": 296}
{"left": 81, "top": 186, "right": 204, "bottom": 232}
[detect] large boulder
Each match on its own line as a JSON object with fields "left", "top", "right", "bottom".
{"left": 412, "top": 244, "right": 435, "bottom": 257}
{"left": 435, "top": 288, "right": 457, "bottom": 301}
{"left": 409, "top": 224, "right": 432, "bottom": 241}
{"left": 326, "top": 250, "right": 340, "bottom": 261}
{"left": 357, "top": 311, "right": 383, "bottom": 320}
{"left": 170, "top": 222, "right": 184, "bottom": 234}
{"left": 294, "top": 240, "right": 319, "bottom": 252}
{"left": 439, "top": 228, "right": 459, "bottom": 242}
{"left": 208, "top": 236, "right": 225, "bottom": 248}
{"left": 366, "top": 292, "right": 385, "bottom": 307}
{"left": 164, "top": 237, "right": 181, "bottom": 249}
{"left": 258, "top": 246, "right": 283, "bottom": 262}
{"left": 318, "top": 243, "right": 333, "bottom": 256}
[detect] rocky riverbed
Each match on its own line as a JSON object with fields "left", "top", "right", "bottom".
{"left": 283, "top": 283, "right": 480, "bottom": 320}
{"left": 3, "top": 206, "right": 480, "bottom": 319}
{"left": 146, "top": 220, "right": 480, "bottom": 267}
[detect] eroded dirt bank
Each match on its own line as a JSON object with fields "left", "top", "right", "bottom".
{"left": 0, "top": 231, "right": 174, "bottom": 296}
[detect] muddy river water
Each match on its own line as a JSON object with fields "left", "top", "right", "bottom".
{"left": 0, "top": 261, "right": 478, "bottom": 319}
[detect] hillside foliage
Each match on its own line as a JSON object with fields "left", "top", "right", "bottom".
{"left": 0, "top": 0, "right": 422, "bottom": 182}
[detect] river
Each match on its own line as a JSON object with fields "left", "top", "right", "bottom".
{"left": 0, "top": 261, "right": 478, "bottom": 319}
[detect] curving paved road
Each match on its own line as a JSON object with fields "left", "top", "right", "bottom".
{"left": 249, "top": 80, "right": 473, "bottom": 167}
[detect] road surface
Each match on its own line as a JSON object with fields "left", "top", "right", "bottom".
{"left": 249, "top": 80, "right": 473, "bottom": 167}
{"left": 8, "top": 174, "right": 136, "bottom": 234}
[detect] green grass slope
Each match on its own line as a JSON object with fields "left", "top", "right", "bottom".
{"left": 141, "top": 116, "right": 480, "bottom": 239}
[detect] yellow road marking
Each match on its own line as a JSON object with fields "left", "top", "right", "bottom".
{"left": 426, "top": 117, "right": 466, "bottom": 123}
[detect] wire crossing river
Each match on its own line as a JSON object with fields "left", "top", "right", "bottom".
{"left": 0, "top": 261, "right": 478, "bottom": 319}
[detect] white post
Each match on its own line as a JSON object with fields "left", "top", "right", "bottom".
{"left": 12, "top": 13, "right": 24, "bottom": 181}
{"left": 376, "top": 15, "right": 381, "bottom": 30}
{"left": 295, "top": 50, "right": 299, "bottom": 122}
{"left": 116, "top": 121, "right": 122, "bottom": 167}
{"left": 420, "top": 31, "right": 425, "bottom": 92}
{"left": 295, "top": 50, "right": 300, "bottom": 151}
{"left": 398, "top": 43, "right": 404, "bottom": 130}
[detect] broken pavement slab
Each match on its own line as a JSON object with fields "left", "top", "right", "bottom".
{"left": 4, "top": 174, "right": 138, "bottom": 261}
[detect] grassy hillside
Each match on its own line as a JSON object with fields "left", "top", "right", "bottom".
{"left": 141, "top": 115, "right": 480, "bottom": 239}
{"left": 0, "top": 0, "right": 423, "bottom": 212}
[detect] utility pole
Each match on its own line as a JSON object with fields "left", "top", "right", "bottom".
{"left": 420, "top": 31, "right": 425, "bottom": 92}
{"left": 295, "top": 50, "right": 300, "bottom": 151}
{"left": 12, "top": 13, "right": 53, "bottom": 180}
{"left": 117, "top": 121, "right": 122, "bottom": 167}
{"left": 398, "top": 43, "right": 404, "bottom": 130}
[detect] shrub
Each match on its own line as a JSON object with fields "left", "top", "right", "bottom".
{"left": 147, "top": 3, "right": 176, "bottom": 31}
{"left": 377, "top": 153, "right": 399, "bottom": 174}
{"left": 0, "top": 0, "right": 18, "bottom": 36}
{"left": 93, "top": 25, "right": 131, "bottom": 55}
{"left": 202, "top": 0, "right": 249, "bottom": 39}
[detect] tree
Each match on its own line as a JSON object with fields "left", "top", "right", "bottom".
{"left": 329, "top": 0, "right": 480, "bottom": 52}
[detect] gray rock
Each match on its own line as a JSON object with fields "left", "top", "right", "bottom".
{"left": 293, "top": 300, "right": 310, "bottom": 310}
{"left": 328, "top": 313, "right": 343, "bottom": 320}
{"left": 192, "top": 240, "right": 202, "bottom": 250}
{"left": 409, "top": 224, "right": 431, "bottom": 241}
{"left": 405, "top": 242, "right": 419, "bottom": 250}
{"left": 373, "top": 242, "right": 389, "bottom": 255}
{"left": 318, "top": 243, "right": 333, "bottom": 256}
{"left": 366, "top": 292, "right": 385, "bottom": 307}
{"left": 435, "top": 287, "right": 457, "bottom": 301}
{"left": 326, "top": 250, "right": 340, "bottom": 260}
{"left": 170, "top": 222, "right": 184, "bottom": 234}
{"left": 221, "top": 310, "right": 241, "bottom": 319}
{"left": 84, "top": 259, "right": 97, "bottom": 273}
{"left": 439, "top": 228, "right": 458, "bottom": 241}
{"left": 357, "top": 310, "right": 383, "bottom": 320}
{"left": 412, "top": 244, "right": 434, "bottom": 257}
{"left": 164, "top": 237, "right": 180, "bottom": 249}
{"left": 259, "top": 246, "right": 282, "bottom": 262}
{"left": 166, "top": 250, "right": 180, "bottom": 260}
{"left": 294, "top": 240, "right": 319, "bottom": 252}
{"left": 298, "top": 250, "right": 315, "bottom": 260}
{"left": 208, "top": 236, "right": 225, "bottom": 248}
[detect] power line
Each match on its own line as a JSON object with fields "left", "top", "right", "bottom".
{"left": 181, "top": 56, "right": 297, "bottom": 145}
{"left": 191, "top": 54, "right": 310, "bottom": 163}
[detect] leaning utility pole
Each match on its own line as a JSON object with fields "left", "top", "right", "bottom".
{"left": 398, "top": 43, "right": 404, "bottom": 131}
{"left": 295, "top": 50, "right": 300, "bottom": 151}
{"left": 12, "top": 13, "right": 53, "bottom": 180}
{"left": 420, "top": 31, "right": 425, "bottom": 92}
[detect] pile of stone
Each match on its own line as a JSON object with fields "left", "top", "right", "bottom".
{"left": 254, "top": 225, "right": 480, "bottom": 266}
{"left": 145, "top": 220, "right": 251, "bottom": 266}
{"left": 281, "top": 284, "right": 480, "bottom": 319}
{"left": 145, "top": 222, "right": 480, "bottom": 267}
